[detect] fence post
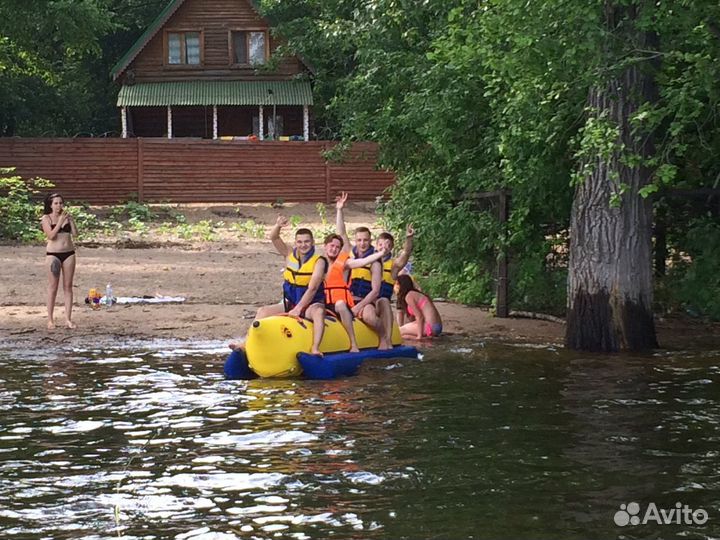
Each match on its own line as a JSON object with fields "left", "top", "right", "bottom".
{"left": 137, "top": 138, "right": 144, "bottom": 203}
{"left": 496, "top": 189, "right": 510, "bottom": 318}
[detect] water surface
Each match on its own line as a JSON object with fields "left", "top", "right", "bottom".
{"left": 0, "top": 338, "right": 719, "bottom": 539}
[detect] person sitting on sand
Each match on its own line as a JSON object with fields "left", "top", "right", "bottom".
{"left": 234, "top": 216, "right": 327, "bottom": 355}
{"left": 40, "top": 192, "right": 78, "bottom": 330}
{"left": 396, "top": 274, "right": 443, "bottom": 339}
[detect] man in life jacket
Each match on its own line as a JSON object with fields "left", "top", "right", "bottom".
{"left": 253, "top": 215, "right": 328, "bottom": 355}
{"left": 374, "top": 226, "right": 415, "bottom": 345}
{"left": 323, "top": 228, "right": 387, "bottom": 352}
{"left": 335, "top": 193, "right": 415, "bottom": 349}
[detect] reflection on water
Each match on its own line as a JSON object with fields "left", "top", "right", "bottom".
{"left": 0, "top": 338, "right": 719, "bottom": 539}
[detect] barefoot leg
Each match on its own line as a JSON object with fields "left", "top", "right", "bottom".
{"left": 376, "top": 297, "right": 393, "bottom": 349}
{"left": 46, "top": 255, "right": 61, "bottom": 329}
{"left": 62, "top": 255, "right": 76, "bottom": 329}
{"left": 335, "top": 301, "right": 359, "bottom": 352}
{"left": 308, "top": 304, "right": 325, "bottom": 356}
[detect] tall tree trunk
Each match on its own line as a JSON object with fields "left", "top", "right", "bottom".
{"left": 565, "top": 2, "right": 659, "bottom": 352}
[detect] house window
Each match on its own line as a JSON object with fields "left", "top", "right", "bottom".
{"left": 167, "top": 32, "right": 201, "bottom": 65}
{"left": 231, "top": 31, "right": 266, "bottom": 65}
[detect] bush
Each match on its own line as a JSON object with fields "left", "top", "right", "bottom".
{"left": 660, "top": 216, "right": 720, "bottom": 320}
{"left": 0, "top": 168, "right": 54, "bottom": 242}
{"left": 109, "top": 200, "right": 155, "bottom": 222}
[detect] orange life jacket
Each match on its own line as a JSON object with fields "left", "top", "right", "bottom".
{"left": 324, "top": 251, "right": 355, "bottom": 307}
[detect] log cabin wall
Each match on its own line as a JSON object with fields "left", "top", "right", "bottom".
{"left": 0, "top": 139, "right": 394, "bottom": 204}
{"left": 126, "top": 0, "right": 305, "bottom": 84}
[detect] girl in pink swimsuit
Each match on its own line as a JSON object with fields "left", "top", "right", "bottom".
{"left": 396, "top": 274, "right": 443, "bottom": 339}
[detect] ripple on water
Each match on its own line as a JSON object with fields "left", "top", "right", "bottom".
{"left": 197, "top": 430, "right": 319, "bottom": 449}
{"left": 1, "top": 340, "right": 719, "bottom": 540}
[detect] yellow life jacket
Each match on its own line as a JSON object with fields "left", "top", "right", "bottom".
{"left": 379, "top": 257, "right": 395, "bottom": 299}
{"left": 282, "top": 249, "right": 326, "bottom": 308}
{"left": 349, "top": 246, "right": 377, "bottom": 298}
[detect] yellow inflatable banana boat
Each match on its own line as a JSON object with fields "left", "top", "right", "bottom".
{"left": 245, "top": 314, "right": 403, "bottom": 378}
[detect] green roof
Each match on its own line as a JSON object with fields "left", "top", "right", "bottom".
{"left": 117, "top": 80, "right": 313, "bottom": 106}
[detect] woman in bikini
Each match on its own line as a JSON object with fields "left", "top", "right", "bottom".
{"left": 41, "top": 193, "right": 78, "bottom": 329}
{"left": 396, "top": 274, "right": 442, "bottom": 339}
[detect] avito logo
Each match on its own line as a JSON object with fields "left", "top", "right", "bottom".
{"left": 614, "top": 502, "right": 709, "bottom": 527}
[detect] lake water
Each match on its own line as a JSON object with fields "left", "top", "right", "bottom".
{"left": 0, "top": 338, "right": 719, "bottom": 539}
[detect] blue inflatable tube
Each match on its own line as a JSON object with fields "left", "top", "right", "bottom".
{"left": 298, "top": 345, "right": 420, "bottom": 380}
{"left": 224, "top": 346, "right": 420, "bottom": 381}
{"left": 224, "top": 349, "right": 258, "bottom": 380}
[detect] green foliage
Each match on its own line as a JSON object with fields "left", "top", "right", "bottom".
{"left": 0, "top": 1, "right": 117, "bottom": 135}
{"left": 659, "top": 216, "right": 720, "bottom": 320}
{"left": 232, "top": 219, "right": 267, "bottom": 239}
{"left": 110, "top": 200, "right": 155, "bottom": 222}
{"left": 0, "top": 168, "right": 53, "bottom": 242}
{"left": 194, "top": 220, "right": 217, "bottom": 242}
{"left": 312, "top": 202, "right": 335, "bottom": 239}
{"left": 312, "top": 224, "right": 335, "bottom": 243}
{"left": 127, "top": 216, "right": 149, "bottom": 236}
{"left": 509, "top": 242, "right": 568, "bottom": 317}
{"left": 265, "top": 0, "right": 719, "bottom": 315}
{"left": 66, "top": 202, "right": 104, "bottom": 240}
{"left": 315, "top": 202, "right": 328, "bottom": 225}
{"left": 172, "top": 220, "right": 217, "bottom": 241}
{"left": 289, "top": 215, "right": 302, "bottom": 229}
{"left": 0, "top": 0, "right": 168, "bottom": 136}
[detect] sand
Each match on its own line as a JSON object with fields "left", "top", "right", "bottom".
{"left": 1, "top": 202, "right": 716, "bottom": 351}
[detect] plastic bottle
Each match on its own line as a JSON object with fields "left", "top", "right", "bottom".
{"left": 106, "top": 283, "right": 113, "bottom": 307}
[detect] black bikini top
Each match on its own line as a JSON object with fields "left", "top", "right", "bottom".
{"left": 49, "top": 220, "right": 72, "bottom": 233}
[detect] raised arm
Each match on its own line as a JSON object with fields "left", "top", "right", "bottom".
{"left": 288, "top": 258, "right": 327, "bottom": 317}
{"left": 335, "top": 191, "right": 351, "bottom": 253}
{"left": 269, "top": 215, "right": 290, "bottom": 257}
{"left": 391, "top": 224, "right": 415, "bottom": 279}
{"left": 344, "top": 247, "right": 387, "bottom": 269}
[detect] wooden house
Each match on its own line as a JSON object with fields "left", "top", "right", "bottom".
{"left": 110, "top": 0, "right": 314, "bottom": 140}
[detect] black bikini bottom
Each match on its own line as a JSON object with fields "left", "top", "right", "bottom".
{"left": 46, "top": 251, "right": 75, "bottom": 264}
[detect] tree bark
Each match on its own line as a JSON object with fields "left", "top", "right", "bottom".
{"left": 565, "top": 2, "right": 659, "bottom": 352}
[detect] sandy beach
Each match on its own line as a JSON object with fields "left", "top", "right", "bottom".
{"left": 1, "top": 203, "right": 717, "bottom": 351}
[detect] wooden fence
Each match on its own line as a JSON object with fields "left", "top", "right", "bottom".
{"left": 0, "top": 138, "right": 395, "bottom": 204}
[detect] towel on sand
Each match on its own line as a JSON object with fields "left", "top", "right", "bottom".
{"left": 114, "top": 296, "right": 186, "bottom": 305}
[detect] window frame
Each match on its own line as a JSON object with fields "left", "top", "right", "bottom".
{"left": 164, "top": 29, "right": 205, "bottom": 67}
{"left": 228, "top": 29, "right": 269, "bottom": 67}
